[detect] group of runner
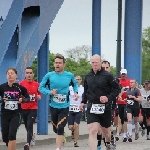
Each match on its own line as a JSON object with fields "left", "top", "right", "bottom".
{"left": 0, "top": 53, "right": 150, "bottom": 150}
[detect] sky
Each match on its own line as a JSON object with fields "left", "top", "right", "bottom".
{"left": 1, "top": 0, "right": 150, "bottom": 67}
{"left": 50, "top": 0, "right": 150, "bottom": 67}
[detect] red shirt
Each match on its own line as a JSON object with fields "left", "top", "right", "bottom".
{"left": 19, "top": 80, "right": 41, "bottom": 109}
{"left": 116, "top": 78, "right": 130, "bottom": 105}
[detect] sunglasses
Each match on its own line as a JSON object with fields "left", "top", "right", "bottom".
{"left": 76, "top": 79, "right": 81, "bottom": 80}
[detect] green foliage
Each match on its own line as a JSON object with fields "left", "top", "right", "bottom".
{"left": 32, "top": 58, "right": 37, "bottom": 80}
{"left": 110, "top": 66, "right": 116, "bottom": 77}
{"left": 31, "top": 52, "right": 91, "bottom": 82}
{"left": 142, "top": 27, "right": 150, "bottom": 83}
{"left": 65, "top": 58, "right": 91, "bottom": 82}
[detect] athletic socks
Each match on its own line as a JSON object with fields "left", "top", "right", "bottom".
{"left": 127, "top": 124, "right": 132, "bottom": 136}
{"left": 97, "top": 134, "right": 102, "bottom": 146}
{"left": 135, "top": 122, "right": 139, "bottom": 133}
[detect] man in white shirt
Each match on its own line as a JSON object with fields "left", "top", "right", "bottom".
{"left": 68, "top": 75, "right": 84, "bottom": 147}
{"left": 140, "top": 80, "right": 150, "bottom": 140}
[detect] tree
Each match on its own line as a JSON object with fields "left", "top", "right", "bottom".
{"left": 142, "top": 27, "right": 150, "bottom": 83}
{"left": 64, "top": 45, "right": 92, "bottom": 62}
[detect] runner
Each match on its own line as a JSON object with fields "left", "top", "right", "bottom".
{"left": 19, "top": 67, "right": 41, "bottom": 150}
{"left": 140, "top": 80, "right": 150, "bottom": 140}
{"left": 68, "top": 75, "right": 84, "bottom": 147}
{"left": 79, "top": 55, "right": 120, "bottom": 150}
{"left": 125, "top": 79, "right": 142, "bottom": 142}
{"left": 0, "top": 68, "right": 30, "bottom": 150}
{"left": 39, "top": 54, "right": 78, "bottom": 150}
{"left": 116, "top": 69, "right": 130, "bottom": 142}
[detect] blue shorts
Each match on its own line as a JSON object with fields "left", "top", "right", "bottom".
{"left": 68, "top": 111, "right": 82, "bottom": 125}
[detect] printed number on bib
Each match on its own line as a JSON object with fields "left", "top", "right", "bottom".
{"left": 53, "top": 94, "right": 66, "bottom": 103}
{"left": 30, "top": 94, "right": 35, "bottom": 101}
{"left": 69, "top": 105, "right": 80, "bottom": 112}
{"left": 5, "top": 101, "right": 18, "bottom": 110}
{"left": 127, "top": 99, "right": 134, "bottom": 105}
{"left": 90, "top": 104, "right": 105, "bottom": 114}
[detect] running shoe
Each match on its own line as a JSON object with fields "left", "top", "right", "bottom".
{"left": 128, "top": 136, "right": 132, "bottom": 142}
{"left": 115, "top": 135, "right": 119, "bottom": 141}
{"left": 122, "top": 137, "right": 127, "bottom": 142}
{"left": 24, "top": 144, "right": 30, "bottom": 150}
{"left": 106, "top": 143, "right": 115, "bottom": 150}
{"left": 111, "top": 137, "right": 116, "bottom": 149}
{"left": 74, "top": 141, "right": 79, "bottom": 147}
{"left": 141, "top": 129, "right": 145, "bottom": 137}
{"left": 97, "top": 145, "right": 102, "bottom": 150}
{"left": 147, "top": 135, "right": 150, "bottom": 140}
{"left": 135, "top": 133, "right": 139, "bottom": 140}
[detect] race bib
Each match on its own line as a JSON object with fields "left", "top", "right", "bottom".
{"left": 142, "top": 100, "right": 150, "bottom": 108}
{"left": 29, "top": 94, "right": 35, "bottom": 101}
{"left": 90, "top": 104, "right": 105, "bottom": 114}
{"left": 53, "top": 94, "right": 66, "bottom": 103}
{"left": 127, "top": 99, "right": 134, "bottom": 105}
{"left": 5, "top": 101, "right": 18, "bottom": 110}
{"left": 69, "top": 105, "right": 80, "bottom": 112}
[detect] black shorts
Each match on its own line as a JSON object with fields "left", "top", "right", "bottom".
{"left": 118, "top": 104, "right": 127, "bottom": 124}
{"left": 86, "top": 103, "right": 111, "bottom": 128}
{"left": 68, "top": 111, "right": 82, "bottom": 125}
{"left": 125, "top": 106, "right": 140, "bottom": 117}
{"left": 50, "top": 106, "right": 69, "bottom": 135}
{"left": 142, "top": 108, "right": 150, "bottom": 119}
{"left": 1, "top": 112, "right": 22, "bottom": 143}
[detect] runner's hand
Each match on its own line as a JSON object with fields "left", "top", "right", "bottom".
{"left": 100, "top": 96, "right": 108, "bottom": 103}
{"left": 37, "top": 95, "right": 41, "bottom": 100}
{"left": 18, "top": 97, "right": 22, "bottom": 103}
{"left": 3, "top": 97, "right": 7, "bottom": 102}
{"left": 50, "top": 89, "right": 57, "bottom": 95}
{"left": 79, "top": 103, "right": 84, "bottom": 111}
{"left": 73, "top": 92, "right": 78, "bottom": 101}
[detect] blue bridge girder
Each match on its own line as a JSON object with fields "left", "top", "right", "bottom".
{"left": 0, "top": 0, "right": 64, "bottom": 82}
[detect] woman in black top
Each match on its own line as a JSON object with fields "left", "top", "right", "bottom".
{"left": 0, "top": 68, "right": 30, "bottom": 150}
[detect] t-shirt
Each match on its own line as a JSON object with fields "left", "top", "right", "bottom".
{"left": 19, "top": 80, "right": 41, "bottom": 110}
{"left": 140, "top": 88, "right": 150, "bottom": 108}
{"left": 39, "top": 71, "right": 78, "bottom": 109}
{"left": 0, "top": 82, "right": 29, "bottom": 113}
{"left": 126, "top": 88, "right": 141, "bottom": 108}
{"left": 116, "top": 78, "right": 130, "bottom": 104}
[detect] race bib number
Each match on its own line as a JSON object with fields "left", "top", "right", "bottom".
{"left": 53, "top": 94, "right": 66, "bottom": 103}
{"left": 69, "top": 105, "right": 80, "bottom": 112}
{"left": 5, "top": 101, "right": 18, "bottom": 110}
{"left": 90, "top": 104, "right": 105, "bottom": 114}
{"left": 127, "top": 99, "right": 134, "bottom": 105}
{"left": 29, "top": 94, "right": 35, "bottom": 101}
{"left": 142, "top": 100, "right": 150, "bottom": 108}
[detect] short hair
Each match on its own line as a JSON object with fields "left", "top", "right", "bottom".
{"left": 6, "top": 68, "right": 17, "bottom": 75}
{"left": 25, "top": 67, "right": 33, "bottom": 70}
{"left": 75, "top": 75, "right": 82, "bottom": 80}
{"left": 54, "top": 54, "right": 66, "bottom": 63}
{"left": 102, "top": 60, "right": 110, "bottom": 67}
{"left": 91, "top": 54, "right": 101, "bottom": 62}
{"left": 130, "top": 78, "right": 137, "bottom": 83}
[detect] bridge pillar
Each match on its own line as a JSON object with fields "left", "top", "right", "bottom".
{"left": 92, "top": 0, "right": 101, "bottom": 55}
{"left": 124, "top": 0, "right": 143, "bottom": 84}
{"left": 37, "top": 33, "right": 49, "bottom": 134}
